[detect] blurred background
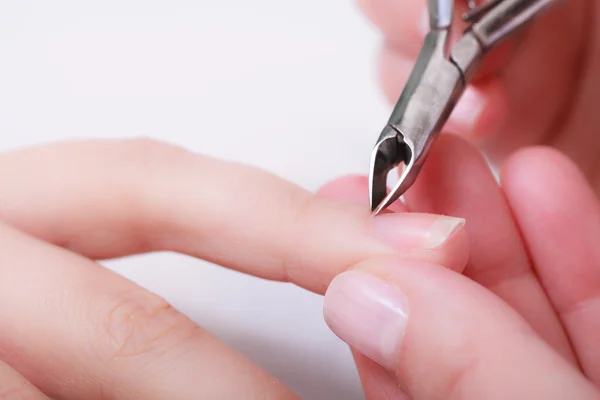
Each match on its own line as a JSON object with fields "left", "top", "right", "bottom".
{"left": 0, "top": 1, "right": 391, "bottom": 398}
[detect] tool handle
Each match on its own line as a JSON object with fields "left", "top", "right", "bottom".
{"left": 471, "top": 0, "right": 558, "bottom": 50}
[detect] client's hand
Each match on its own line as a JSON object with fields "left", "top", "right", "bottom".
{"left": 0, "top": 138, "right": 467, "bottom": 399}
{"left": 320, "top": 134, "right": 600, "bottom": 399}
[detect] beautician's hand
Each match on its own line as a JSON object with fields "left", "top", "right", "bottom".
{"left": 319, "top": 135, "right": 600, "bottom": 399}
{"left": 0, "top": 138, "right": 469, "bottom": 399}
{"left": 358, "top": 0, "right": 600, "bottom": 192}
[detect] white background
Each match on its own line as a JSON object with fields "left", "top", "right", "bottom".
{"left": 0, "top": 1, "right": 392, "bottom": 398}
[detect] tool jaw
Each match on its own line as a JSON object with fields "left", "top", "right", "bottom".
{"left": 368, "top": 126, "right": 416, "bottom": 215}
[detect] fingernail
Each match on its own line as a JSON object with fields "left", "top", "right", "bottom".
{"left": 448, "top": 88, "right": 486, "bottom": 136}
{"left": 373, "top": 213, "right": 465, "bottom": 250}
{"left": 324, "top": 271, "right": 409, "bottom": 369}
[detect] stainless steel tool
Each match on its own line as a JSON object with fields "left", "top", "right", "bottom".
{"left": 369, "top": 0, "right": 558, "bottom": 214}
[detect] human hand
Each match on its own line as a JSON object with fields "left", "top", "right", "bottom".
{"left": 358, "top": 0, "right": 600, "bottom": 192}
{"left": 318, "top": 134, "right": 600, "bottom": 399}
{"left": 0, "top": 138, "right": 470, "bottom": 399}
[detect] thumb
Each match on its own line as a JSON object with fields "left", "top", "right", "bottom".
{"left": 323, "top": 257, "right": 599, "bottom": 400}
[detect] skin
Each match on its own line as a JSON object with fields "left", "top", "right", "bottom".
{"left": 0, "top": 138, "right": 466, "bottom": 399}
{"left": 319, "top": 134, "right": 600, "bottom": 399}
{"left": 0, "top": 134, "right": 599, "bottom": 398}
{"left": 1, "top": 0, "right": 599, "bottom": 396}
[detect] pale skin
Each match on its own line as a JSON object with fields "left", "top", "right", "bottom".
{"left": 321, "top": 136, "right": 600, "bottom": 400}
{"left": 2, "top": 135, "right": 600, "bottom": 399}
{"left": 2, "top": 1, "right": 600, "bottom": 399}
{"left": 0, "top": 138, "right": 468, "bottom": 399}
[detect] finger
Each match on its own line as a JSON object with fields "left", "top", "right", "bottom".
{"left": 502, "top": 147, "right": 600, "bottom": 385}
{"left": 352, "top": 352, "right": 411, "bottom": 400}
{"left": 479, "top": 0, "right": 588, "bottom": 161}
{"left": 0, "top": 138, "right": 468, "bottom": 291}
{"left": 0, "top": 361, "right": 47, "bottom": 399}
{"left": 317, "top": 175, "right": 468, "bottom": 273}
{"left": 403, "top": 135, "right": 576, "bottom": 363}
{"left": 318, "top": 174, "right": 461, "bottom": 399}
{"left": 318, "top": 174, "right": 457, "bottom": 399}
{"left": 323, "top": 257, "right": 600, "bottom": 400}
{"left": 0, "top": 222, "right": 297, "bottom": 400}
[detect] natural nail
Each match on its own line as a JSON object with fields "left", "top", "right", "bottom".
{"left": 324, "top": 271, "right": 409, "bottom": 369}
{"left": 373, "top": 213, "right": 465, "bottom": 250}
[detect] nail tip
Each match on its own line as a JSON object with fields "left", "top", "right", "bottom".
{"left": 427, "top": 216, "right": 466, "bottom": 248}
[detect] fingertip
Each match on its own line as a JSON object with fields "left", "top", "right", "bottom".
{"left": 373, "top": 213, "right": 469, "bottom": 273}
{"left": 318, "top": 176, "right": 469, "bottom": 271}
{"left": 326, "top": 254, "right": 597, "bottom": 400}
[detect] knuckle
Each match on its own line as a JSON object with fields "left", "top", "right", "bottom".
{"left": 112, "top": 137, "right": 197, "bottom": 249}
{"left": 93, "top": 288, "right": 199, "bottom": 363}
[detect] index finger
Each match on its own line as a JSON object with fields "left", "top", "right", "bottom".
{"left": 0, "top": 138, "right": 469, "bottom": 293}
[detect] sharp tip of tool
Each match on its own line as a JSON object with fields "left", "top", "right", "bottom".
{"left": 368, "top": 130, "right": 415, "bottom": 215}
{"left": 369, "top": 174, "right": 409, "bottom": 216}
{"left": 370, "top": 202, "right": 386, "bottom": 216}
{"left": 368, "top": 138, "right": 395, "bottom": 215}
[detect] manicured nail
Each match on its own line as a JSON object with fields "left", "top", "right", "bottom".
{"left": 448, "top": 87, "right": 486, "bottom": 137}
{"left": 324, "top": 271, "right": 409, "bottom": 369}
{"left": 373, "top": 213, "right": 465, "bottom": 250}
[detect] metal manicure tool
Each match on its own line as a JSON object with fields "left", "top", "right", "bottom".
{"left": 368, "top": 0, "right": 558, "bottom": 214}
